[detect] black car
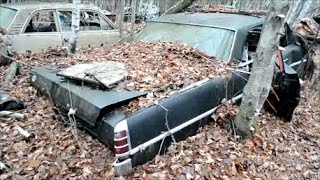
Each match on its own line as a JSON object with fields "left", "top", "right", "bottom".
{"left": 29, "top": 12, "right": 312, "bottom": 176}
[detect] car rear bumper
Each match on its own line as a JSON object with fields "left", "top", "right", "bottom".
{"left": 114, "top": 158, "right": 133, "bottom": 177}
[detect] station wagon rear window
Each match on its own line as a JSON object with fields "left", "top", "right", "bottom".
{"left": 0, "top": 7, "right": 17, "bottom": 29}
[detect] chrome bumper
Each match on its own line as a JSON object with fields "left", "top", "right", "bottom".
{"left": 113, "top": 158, "right": 133, "bottom": 176}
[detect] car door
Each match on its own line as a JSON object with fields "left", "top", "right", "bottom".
{"left": 11, "top": 10, "right": 62, "bottom": 53}
{"left": 57, "top": 9, "right": 120, "bottom": 48}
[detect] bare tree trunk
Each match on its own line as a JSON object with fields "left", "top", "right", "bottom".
{"left": 69, "top": 0, "right": 81, "bottom": 54}
{"left": 130, "top": 0, "right": 137, "bottom": 35}
{"left": 286, "top": 0, "right": 316, "bottom": 28}
{"left": 163, "top": 0, "right": 196, "bottom": 15}
{"left": 234, "top": 0, "right": 290, "bottom": 140}
{"left": 119, "top": 0, "right": 125, "bottom": 38}
{"left": 311, "top": 71, "right": 320, "bottom": 92}
{"left": 295, "top": 0, "right": 317, "bottom": 28}
{"left": 311, "top": 45, "right": 320, "bottom": 92}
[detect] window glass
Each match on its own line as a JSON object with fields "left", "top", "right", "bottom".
{"left": 80, "top": 11, "right": 101, "bottom": 31}
{"left": 24, "top": 11, "right": 57, "bottom": 33}
{"left": 57, "top": 10, "right": 113, "bottom": 31}
{"left": 137, "top": 22, "right": 235, "bottom": 61}
{"left": 0, "top": 7, "right": 17, "bottom": 29}
{"left": 58, "top": 11, "right": 72, "bottom": 31}
{"left": 99, "top": 14, "right": 113, "bottom": 30}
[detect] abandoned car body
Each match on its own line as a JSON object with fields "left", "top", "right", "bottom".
{"left": 0, "top": 2, "right": 120, "bottom": 53}
{"left": 28, "top": 12, "right": 312, "bottom": 176}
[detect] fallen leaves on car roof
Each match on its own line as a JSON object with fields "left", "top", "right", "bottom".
{"left": 186, "top": 5, "right": 267, "bottom": 16}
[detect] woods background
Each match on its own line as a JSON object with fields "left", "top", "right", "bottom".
{"left": 2, "top": 0, "right": 320, "bottom": 17}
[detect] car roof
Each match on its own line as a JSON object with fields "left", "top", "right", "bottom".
{"left": 0, "top": 1, "right": 99, "bottom": 11}
{"left": 153, "top": 12, "right": 264, "bottom": 31}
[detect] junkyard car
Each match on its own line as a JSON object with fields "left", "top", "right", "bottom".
{"left": 0, "top": 2, "right": 121, "bottom": 53}
{"left": 28, "top": 12, "right": 313, "bottom": 176}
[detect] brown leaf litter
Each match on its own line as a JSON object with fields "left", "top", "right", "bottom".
{"left": 0, "top": 66, "right": 115, "bottom": 179}
{"left": 1, "top": 43, "right": 319, "bottom": 179}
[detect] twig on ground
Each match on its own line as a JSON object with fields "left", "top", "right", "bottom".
{"left": 66, "top": 81, "right": 83, "bottom": 151}
{"left": 154, "top": 102, "right": 176, "bottom": 158}
{"left": 0, "top": 161, "right": 7, "bottom": 171}
{"left": 0, "top": 111, "right": 25, "bottom": 120}
{"left": 17, "top": 126, "right": 35, "bottom": 139}
{"left": 155, "top": 102, "right": 176, "bottom": 143}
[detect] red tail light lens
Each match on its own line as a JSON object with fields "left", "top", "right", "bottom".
{"left": 114, "top": 130, "right": 130, "bottom": 155}
{"left": 114, "top": 145, "right": 129, "bottom": 155}
{"left": 114, "top": 138, "right": 128, "bottom": 147}
{"left": 114, "top": 120, "right": 130, "bottom": 157}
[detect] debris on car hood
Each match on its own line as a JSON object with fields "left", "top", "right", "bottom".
{"left": 15, "top": 41, "right": 231, "bottom": 113}
{"left": 187, "top": 5, "right": 240, "bottom": 13}
{"left": 57, "top": 61, "right": 126, "bottom": 88}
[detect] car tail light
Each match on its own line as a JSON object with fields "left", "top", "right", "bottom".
{"left": 114, "top": 145, "right": 129, "bottom": 155}
{"left": 114, "top": 120, "right": 131, "bottom": 158}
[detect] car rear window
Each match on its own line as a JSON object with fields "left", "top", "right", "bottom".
{"left": 0, "top": 7, "right": 18, "bottom": 29}
{"left": 137, "top": 22, "right": 235, "bottom": 61}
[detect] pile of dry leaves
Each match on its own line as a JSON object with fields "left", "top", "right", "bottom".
{"left": 0, "top": 65, "right": 115, "bottom": 179}
{"left": 14, "top": 41, "right": 230, "bottom": 113}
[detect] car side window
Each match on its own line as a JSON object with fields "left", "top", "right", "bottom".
{"left": 24, "top": 11, "right": 57, "bottom": 33}
{"left": 246, "top": 25, "right": 262, "bottom": 52}
{"left": 58, "top": 10, "right": 113, "bottom": 31}
{"left": 98, "top": 13, "right": 113, "bottom": 30}
{"left": 58, "top": 11, "right": 72, "bottom": 31}
{"left": 80, "top": 11, "right": 113, "bottom": 31}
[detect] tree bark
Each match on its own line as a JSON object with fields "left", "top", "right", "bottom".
{"left": 69, "top": 0, "right": 81, "bottom": 54}
{"left": 291, "top": 0, "right": 317, "bottom": 28}
{"left": 311, "top": 45, "right": 320, "bottom": 92}
{"left": 285, "top": 0, "right": 304, "bottom": 27}
{"left": 311, "top": 71, "right": 320, "bottom": 92}
{"left": 163, "top": 0, "right": 196, "bottom": 15}
{"left": 234, "top": 0, "right": 290, "bottom": 140}
{"left": 5, "top": 61, "right": 19, "bottom": 85}
{"left": 119, "top": 0, "right": 125, "bottom": 38}
{"left": 130, "top": 0, "right": 137, "bottom": 35}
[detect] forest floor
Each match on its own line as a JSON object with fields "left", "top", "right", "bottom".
{"left": 0, "top": 44, "right": 319, "bottom": 180}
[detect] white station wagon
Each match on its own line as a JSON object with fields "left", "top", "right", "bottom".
{"left": 0, "top": 2, "right": 121, "bottom": 53}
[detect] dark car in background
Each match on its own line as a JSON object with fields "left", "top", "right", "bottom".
{"left": 28, "top": 12, "right": 312, "bottom": 176}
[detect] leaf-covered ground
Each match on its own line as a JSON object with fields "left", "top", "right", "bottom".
{"left": 0, "top": 43, "right": 319, "bottom": 179}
